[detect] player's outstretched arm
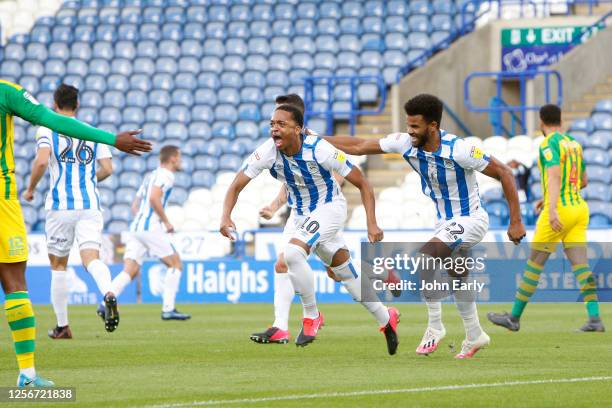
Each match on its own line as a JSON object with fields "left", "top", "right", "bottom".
{"left": 260, "top": 186, "right": 287, "bottom": 220}
{"left": 322, "top": 136, "right": 384, "bottom": 156}
{"left": 22, "top": 148, "right": 50, "bottom": 202}
{"left": 220, "top": 171, "right": 252, "bottom": 240}
{"left": 481, "top": 157, "right": 526, "bottom": 244}
{"left": 5, "top": 85, "right": 152, "bottom": 155}
{"left": 344, "top": 166, "right": 383, "bottom": 243}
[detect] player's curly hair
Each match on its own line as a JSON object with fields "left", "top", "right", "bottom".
{"left": 54, "top": 83, "right": 79, "bottom": 111}
{"left": 539, "top": 104, "right": 561, "bottom": 126}
{"left": 275, "top": 104, "right": 304, "bottom": 128}
{"left": 404, "top": 94, "right": 443, "bottom": 126}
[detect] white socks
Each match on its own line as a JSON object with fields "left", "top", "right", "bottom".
{"left": 331, "top": 259, "right": 390, "bottom": 327}
{"left": 455, "top": 299, "right": 483, "bottom": 341}
{"left": 162, "top": 268, "right": 181, "bottom": 313}
{"left": 110, "top": 271, "right": 132, "bottom": 298}
{"left": 284, "top": 244, "right": 318, "bottom": 319}
{"left": 272, "top": 272, "right": 294, "bottom": 331}
{"left": 87, "top": 259, "right": 112, "bottom": 295}
{"left": 51, "top": 270, "right": 69, "bottom": 327}
{"left": 426, "top": 301, "right": 444, "bottom": 331}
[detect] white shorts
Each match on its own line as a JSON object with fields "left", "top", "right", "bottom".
{"left": 123, "top": 231, "right": 176, "bottom": 265}
{"left": 45, "top": 209, "right": 103, "bottom": 257}
{"left": 282, "top": 200, "right": 348, "bottom": 266}
{"left": 433, "top": 208, "right": 489, "bottom": 251}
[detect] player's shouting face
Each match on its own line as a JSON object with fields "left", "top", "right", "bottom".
{"left": 406, "top": 114, "right": 438, "bottom": 148}
{"left": 270, "top": 107, "right": 303, "bottom": 155}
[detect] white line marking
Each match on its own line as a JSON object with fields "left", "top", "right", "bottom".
{"left": 144, "top": 376, "right": 612, "bottom": 407}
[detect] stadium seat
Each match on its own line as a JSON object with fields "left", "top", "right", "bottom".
{"left": 582, "top": 182, "right": 607, "bottom": 201}
{"left": 215, "top": 104, "right": 238, "bottom": 122}
{"left": 194, "top": 155, "right": 220, "bottom": 172}
{"left": 146, "top": 106, "right": 168, "bottom": 123}
{"left": 165, "top": 122, "right": 188, "bottom": 140}
{"left": 271, "top": 37, "right": 293, "bottom": 54}
{"left": 168, "top": 106, "right": 190, "bottom": 123}
{"left": 227, "top": 22, "right": 249, "bottom": 39}
{"left": 172, "top": 89, "right": 194, "bottom": 106}
{"left": 586, "top": 165, "right": 610, "bottom": 183}
{"left": 142, "top": 123, "right": 164, "bottom": 141}
{"left": 156, "top": 57, "right": 178, "bottom": 75}
{"left": 295, "top": 19, "right": 317, "bottom": 36}
{"left": 42, "top": 59, "right": 64, "bottom": 77}
{"left": 18, "top": 76, "right": 39, "bottom": 95}
{"left": 408, "top": 32, "right": 432, "bottom": 49}
{"left": 188, "top": 122, "right": 212, "bottom": 140}
{"left": 593, "top": 99, "right": 612, "bottom": 113}
{"left": 77, "top": 108, "right": 98, "bottom": 126}
{"left": 4, "top": 44, "right": 25, "bottom": 61}
{"left": 48, "top": 42, "right": 70, "bottom": 61}
{"left": 194, "top": 89, "right": 218, "bottom": 106}
{"left": 592, "top": 113, "right": 612, "bottom": 130}
{"left": 569, "top": 118, "right": 593, "bottom": 133}
{"left": 273, "top": 20, "right": 294, "bottom": 37}
{"left": 104, "top": 91, "right": 126, "bottom": 109}
{"left": 238, "top": 104, "right": 261, "bottom": 122}
{"left": 583, "top": 148, "right": 610, "bottom": 166}
{"left": 212, "top": 122, "right": 236, "bottom": 139}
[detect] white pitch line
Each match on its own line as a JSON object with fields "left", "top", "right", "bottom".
{"left": 144, "top": 376, "right": 612, "bottom": 408}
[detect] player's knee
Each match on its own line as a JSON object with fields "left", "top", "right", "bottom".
{"left": 330, "top": 259, "right": 357, "bottom": 281}
{"left": 326, "top": 267, "right": 341, "bottom": 282}
{"left": 284, "top": 244, "right": 307, "bottom": 267}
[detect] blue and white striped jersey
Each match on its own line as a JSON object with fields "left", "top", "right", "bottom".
{"left": 242, "top": 135, "right": 353, "bottom": 215}
{"left": 35, "top": 126, "right": 112, "bottom": 211}
{"left": 380, "top": 131, "right": 490, "bottom": 220}
{"left": 130, "top": 167, "right": 174, "bottom": 232}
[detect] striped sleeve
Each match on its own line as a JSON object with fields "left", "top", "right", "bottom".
{"left": 453, "top": 138, "right": 490, "bottom": 172}
{"left": 316, "top": 139, "right": 353, "bottom": 177}
{"left": 35, "top": 126, "right": 52, "bottom": 149}
{"left": 242, "top": 139, "right": 275, "bottom": 179}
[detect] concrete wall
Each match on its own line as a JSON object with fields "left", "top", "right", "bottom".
{"left": 393, "top": 15, "right": 601, "bottom": 137}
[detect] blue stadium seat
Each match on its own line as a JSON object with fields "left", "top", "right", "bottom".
{"left": 273, "top": 20, "right": 294, "bottom": 37}
{"left": 123, "top": 107, "right": 145, "bottom": 125}
{"left": 587, "top": 165, "right": 610, "bottom": 183}
{"left": 114, "top": 187, "right": 137, "bottom": 205}
{"left": 174, "top": 73, "right": 197, "bottom": 92}
{"left": 165, "top": 6, "right": 185, "bottom": 24}
{"left": 212, "top": 122, "right": 236, "bottom": 139}
{"left": 19, "top": 76, "right": 40, "bottom": 95}
{"left": 358, "top": 83, "right": 379, "bottom": 103}
{"left": 70, "top": 42, "right": 92, "bottom": 60}
{"left": 231, "top": 4, "right": 250, "bottom": 21}
{"left": 131, "top": 58, "right": 154, "bottom": 76}
{"left": 385, "top": 16, "right": 416, "bottom": 34}
{"left": 334, "top": 85, "right": 352, "bottom": 101}
{"left": 342, "top": 1, "right": 364, "bottom": 17}
{"left": 409, "top": 15, "right": 433, "bottom": 33}
{"left": 320, "top": 2, "right": 341, "bottom": 19}
{"left": 252, "top": 4, "right": 273, "bottom": 20}
{"left": 411, "top": 0, "right": 434, "bottom": 15}
{"left": 264, "top": 86, "right": 285, "bottom": 102}
{"left": 360, "top": 51, "right": 383, "bottom": 69}
{"left": 409, "top": 32, "right": 432, "bottom": 49}
{"left": 587, "top": 130, "right": 611, "bottom": 150}
{"left": 77, "top": 108, "right": 98, "bottom": 126}
{"left": 111, "top": 205, "right": 132, "bottom": 222}
{"left": 315, "top": 35, "right": 339, "bottom": 54}
{"left": 146, "top": 106, "right": 168, "bottom": 123}
{"left": 143, "top": 6, "right": 163, "bottom": 24}
{"left": 162, "top": 23, "right": 182, "bottom": 41}
{"left": 582, "top": 182, "right": 607, "bottom": 201}
{"left": 156, "top": 57, "right": 178, "bottom": 75}
{"left": 77, "top": 7, "right": 98, "bottom": 25}
{"left": 295, "top": 20, "right": 317, "bottom": 36}
{"left": 134, "top": 41, "right": 156, "bottom": 59}
{"left": 236, "top": 121, "right": 259, "bottom": 139}
{"left": 98, "top": 123, "right": 118, "bottom": 136}
{"left": 207, "top": 22, "right": 227, "bottom": 39}
{"left": 4, "top": 44, "right": 25, "bottom": 61}
{"left": 100, "top": 7, "right": 120, "bottom": 24}
{"left": 592, "top": 113, "right": 612, "bottom": 130}
{"left": 104, "top": 90, "right": 126, "bottom": 109}
{"left": 93, "top": 42, "right": 114, "bottom": 59}
{"left": 181, "top": 40, "right": 203, "bottom": 58}
{"left": 215, "top": 104, "right": 238, "bottom": 122}
{"left": 228, "top": 22, "right": 249, "bottom": 38}
{"left": 197, "top": 73, "right": 220, "bottom": 91}
{"left": 384, "top": 50, "right": 407, "bottom": 67}
{"left": 434, "top": 0, "right": 456, "bottom": 14}
{"left": 290, "top": 53, "right": 314, "bottom": 71}
{"left": 74, "top": 25, "right": 96, "bottom": 42}
{"left": 259, "top": 121, "right": 271, "bottom": 138}
{"left": 194, "top": 89, "right": 218, "bottom": 106}
{"left": 152, "top": 73, "right": 174, "bottom": 91}
{"left": 30, "top": 27, "right": 51, "bottom": 45}
{"left": 126, "top": 90, "right": 147, "bottom": 108}
{"left": 115, "top": 41, "right": 136, "bottom": 60}
{"left": 530, "top": 183, "right": 542, "bottom": 200}
{"left": 318, "top": 19, "right": 340, "bottom": 36}
{"left": 594, "top": 99, "right": 612, "bottom": 113}
{"left": 223, "top": 56, "right": 246, "bottom": 73}
{"left": 98, "top": 187, "right": 115, "bottom": 208}
{"left": 583, "top": 148, "right": 610, "bottom": 166}
{"left": 291, "top": 37, "right": 315, "bottom": 55}
{"left": 49, "top": 43, "right": 70, "bottom": 61}
{"left": 264, "top": 70, "right": 288, "bottom": 88}
{"left": 192, "top": 171, "right": 215, "bottom": 189}
{"left": 149, "top": 89, "right": 172, "bottom": 108}
{"left": 201, "top": 56, "right": 224, "bottom": 74}
{"left": 142, "top": 123, "right": 164, "bottom": 141}
{"left": 337, "top": 52, "right": 361, "bottom": 69}
{"left": 275, "top": 4, "right": 294, "bottom": 19}
{"left": 288, "top": 69, "right": 308, "bottom": 85}
{"left": 209, "top": 5, "right": 230, "bottom": 22}
{"left": 26, "top": 43, "right": 47, "bottom": 61}
{"left": 340, "top": 18, "right": 361, "bottom": 35}
{"left": 297, "top": 3, "right": 318, "bottom": 19}
{"left": 191, "top": 105, "right": 214, "bottom": 122}
{"left": 569, "top": 118, "right": 593, "bottom": 133}
{"left": 168, "top": 106, "right": 190, "bottom": 123}
{"left": 363, "top": 17, "right": 383, "bottom": 34}
{"left": 40, "top": 76, "right": 60, "bottom": 92}
{"left": 250, "top": 21, "right": 272, "bottom": 38}
{"left": 268, "top": 54, "right": 291, "bottom": 71}
{"left": 165, "top": 122, "right": 188, "bottom": 140}
{"left": 188, "top": 122, "right": 212, "bottom": 140}
{"left": 238, "top": 104, "right": 261, "bottom": 122}
{"left": 203, "top": 39, "right": 225, "bottom": 58}
{"left": 173, "top": 173, "right": 192, "bottom": 190}
{"left": 52, "top": 26, "right": 73, "bottom": 43}
{"left": 184, "top": 23, "right": 205, "bottom": 40}
{"left": 194, "top": 155, "right": 220, "bottom": 171}
{"left": 338, "top": 34, "right": 362, "bottom": 53}
{"left": 159, "top": 40, "right": 181, "bottom": 59}
{"left": 81, "top": 90, "right": 104, "bottom": 109}
{"left": 590, "top": 214, "right": 609, "bottom": 227}
{"left": 0, "top": 61, "right": 21, "bottom": 78}
{"left": 239, "top": 87, "right": 263, "bottom": 105}
{"left": 110, "top": 58, "right": 131, "bottom": 77}
{"left": 432, "top": 14, "right": 454, "bottom": 31}
{"left": 99, "top": 107, "right": 122, "bottom": 124}
{"left": 247, "top": 38, "right": 271, "bottom": 56}
{"left": 129, "top": 74, "right": 152, "bottom": 92}
{"left": 218, "top": 154, "right": 243, "bottom": 171}
{"left": 121, "top": 8, "right": 141, "bottom": 24}
{"left": 122, "top": 157, "right": 147, "bottom": 173}
{"left": 43, "top": 60, "right": 64, "bottom": 77}
{"left": 96, "top": 25, "right": 116, "bottom": 42}
{"left": 431, "top": 31, "right": 453, "bottom": 48}
{"left": 140, "top": 24, "right": 161, "bottom": 41}
{"left": 106, "top": 74, "right": 129, "bottom": 92}
{"left": 186, "top": 6, "right": 206, "bottom": 23}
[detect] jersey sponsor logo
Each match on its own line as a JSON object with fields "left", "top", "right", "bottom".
{"left": 8, "top": 236, "right": 26, "bottom": 257}
{"left": 543, "top": 147, "right": 553, "bottom": 161}
{"left": 470, "top": 146, "right": 485, "bottom": 159}
{"left": 23, "top": 91, "right": 39, "bottom": 105}
{"left": 254, "top": 151, "right": 260, "bottom": 160}
{"left": 307, "top": 162, "right": 318, "bottom": 172}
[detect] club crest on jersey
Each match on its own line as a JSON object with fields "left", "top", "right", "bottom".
{"left": 470, "top": 146, "right": 484, "bottom": 159}
{"left": 334, "top": 151, "right": 346, "bottom": 163}
{"left": 307, "top": 162, "right": 318, "bottom": 172}
{"left": 543, "top": 147, "right": 553, "bottom": 161}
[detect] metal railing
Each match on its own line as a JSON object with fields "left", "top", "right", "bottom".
{"left": 303, "top": 75, "right": 387, "bottom": 136}
{"left": 464, "top": 69, "right": 562, "bottom": 134}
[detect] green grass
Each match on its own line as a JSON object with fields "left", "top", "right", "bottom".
{"left": 1, "top": 303, "right": 610, "bottom": 407}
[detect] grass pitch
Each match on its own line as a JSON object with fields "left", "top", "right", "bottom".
{"left": 1, "top": 303, "right": 610, "bottom": 407}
